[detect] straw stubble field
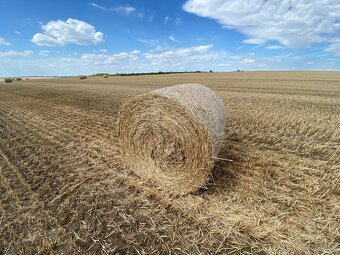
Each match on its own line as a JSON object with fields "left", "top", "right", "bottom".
{"left": 0, "top": 72, "right": 339, "bottom": 254}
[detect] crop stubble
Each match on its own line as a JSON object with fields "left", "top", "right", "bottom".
{"left": 0, "top": 71, "right": 339, "bottom": 254}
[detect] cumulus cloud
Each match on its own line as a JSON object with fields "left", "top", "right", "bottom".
{"left": 0, "top": 38, "right": 10, "bottom": 46}
{"left": 0, "top": 50, "right": 33, "bottom": 57}
{"left": 32, "top": 18, "right": 103, "bottom": 46}
{"left": 183, "top": 0, "right": 340, "bottom": 48}
{"left": 80, "top": 50, "right": 140, "bottom": 65}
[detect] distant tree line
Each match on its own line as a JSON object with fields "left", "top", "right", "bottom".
{"left": 90, "top": 71, "right": 205, "bottom": 77}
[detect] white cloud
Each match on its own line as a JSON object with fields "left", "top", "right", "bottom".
{"left": 90, "top": 3, "right": 106, "bottom": 11}
{"left": 266, "top": 45, "right": 283, "bottom": 50}
{"left": 130, "top": 50, "right": 141, "bottom": 54}
{"left": 143, "top": 44, "right": 222, "bottom": 66}
{"left": 137, "top": 39, "right": 168, "bottom": 51}
{"left": 163, "top": 16, "right": 182, "bottom": 25}
{"left": 0, "top": 38, "right": 10, "bottom": 46}
{"left": 142, "top": 44, "right": 227, "bottom": 71}
{"left": 93, "top": 49, "right": 108, "bottom": 53}
{"left": 32, "top": 18, "right": 103, "bottom": 46}
{"left": 240, "top": 58, "right": 255, "bottom": 64}
{"left": 243, "top": 38, "right": 265, "bottom": 45}
{"left": 183, "top": 0, "right": 340, "bottom": 48}
{"left": 80, "top": 50, "right": 140, "bottom": 65}
{"left": 90, "top": 3, "right": 145, "bottom": 19}
{"left": 325, "top": 39, "right": 340, "bottom": 56}
{"left": 4, "top": 44, "right": 338, "bottom": 76}
{"left": 144, "top": 45, "right": 213, "bottom": 60}
{"left": 168, "top": 35, "right": 178, "bottom": 42}
{"left": 38, "top": 50, "right": 49, "bottom": 56}
{"left": 143, "top": 44, "right": 227, "bottom": 71}
{"left": 0, "top": 50, "right": 32, "bottom": 57}
{"left": 14, "top": 31, "right": 21, "bottom": 35}
{"left": 112, "top": 5, "right": 136, "bottom": 16}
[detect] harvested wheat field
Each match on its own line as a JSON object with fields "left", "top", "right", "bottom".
{"left": 0, "top": 71, "right": 339, "bottom": 254}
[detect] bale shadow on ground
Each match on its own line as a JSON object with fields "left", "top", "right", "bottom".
{"left": 196, "top": 138, "right": 245, "bottom": 196}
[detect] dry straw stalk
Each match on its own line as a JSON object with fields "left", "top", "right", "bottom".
{"left": 117, "top": 83, "right": 226, "bottom": 195}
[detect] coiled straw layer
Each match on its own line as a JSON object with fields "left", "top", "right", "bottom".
{"left": 117, "top": 83, "right": 226, "bottom": 195}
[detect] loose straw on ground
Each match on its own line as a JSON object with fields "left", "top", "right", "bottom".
{"left": 117, "top": 83, "right": 227, "bottom": 195}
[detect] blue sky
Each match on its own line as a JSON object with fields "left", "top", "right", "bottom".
{"left": 0, "top": 0, "right": 340, "bottom": 76}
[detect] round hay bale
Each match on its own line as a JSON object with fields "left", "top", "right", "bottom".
{"left": 117, "top": 83, "right": 226, "bottom": 195}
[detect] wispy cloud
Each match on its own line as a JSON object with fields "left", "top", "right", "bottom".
{"left": 148, "top": 15, "right": 155, "bottom": 22}
{"left": 240, "top": 58, "right": 255, "bottom": 65}
{"left": 90, "top": 3, "right": 106, "bottom": 11}
{"left": 163, "top": 16, "right": 182, "bottom": 25}
{"left": 266, "top": 45, "right": 283, "bottom": 50}
{"left": 243, "top": 38, "right": 265, "bottom": 45}
{"left": 168, "top": 35, "right": 178, "bottom": 42}
{"left": 90, "top": 3, "right": 146, "bottom": 18}
{"left": 38, "top": 50, "right": 49, "bottom": 56}
{"left": 0, "top": 38, "right": 11, "bottom": 46}
{"left": 112, "top": 5, "right": 136, "bottom": 16}
{"left": 137, "top": 39, "right": 169, "bottom": 51}
{"left": 175, "top": 17, "right": 182, "bottom": 26}
{"left": 0, "top": 50, "right": 33, "bottom": 57}
{"left": 142, "top": 44, "right": 226, "bottom": 71}
{"left": 93, "top": 49, "right": 107, "bottom": 53}
{"left": 144, "top": 44, "right": 215, "bottom": 61}
{"left": 325, "top": 39, "right": 340, "bottom": 56}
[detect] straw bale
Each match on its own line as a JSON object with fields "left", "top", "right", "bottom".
{"left": 117, "top": 83, "right": 226, "bottom": 194}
